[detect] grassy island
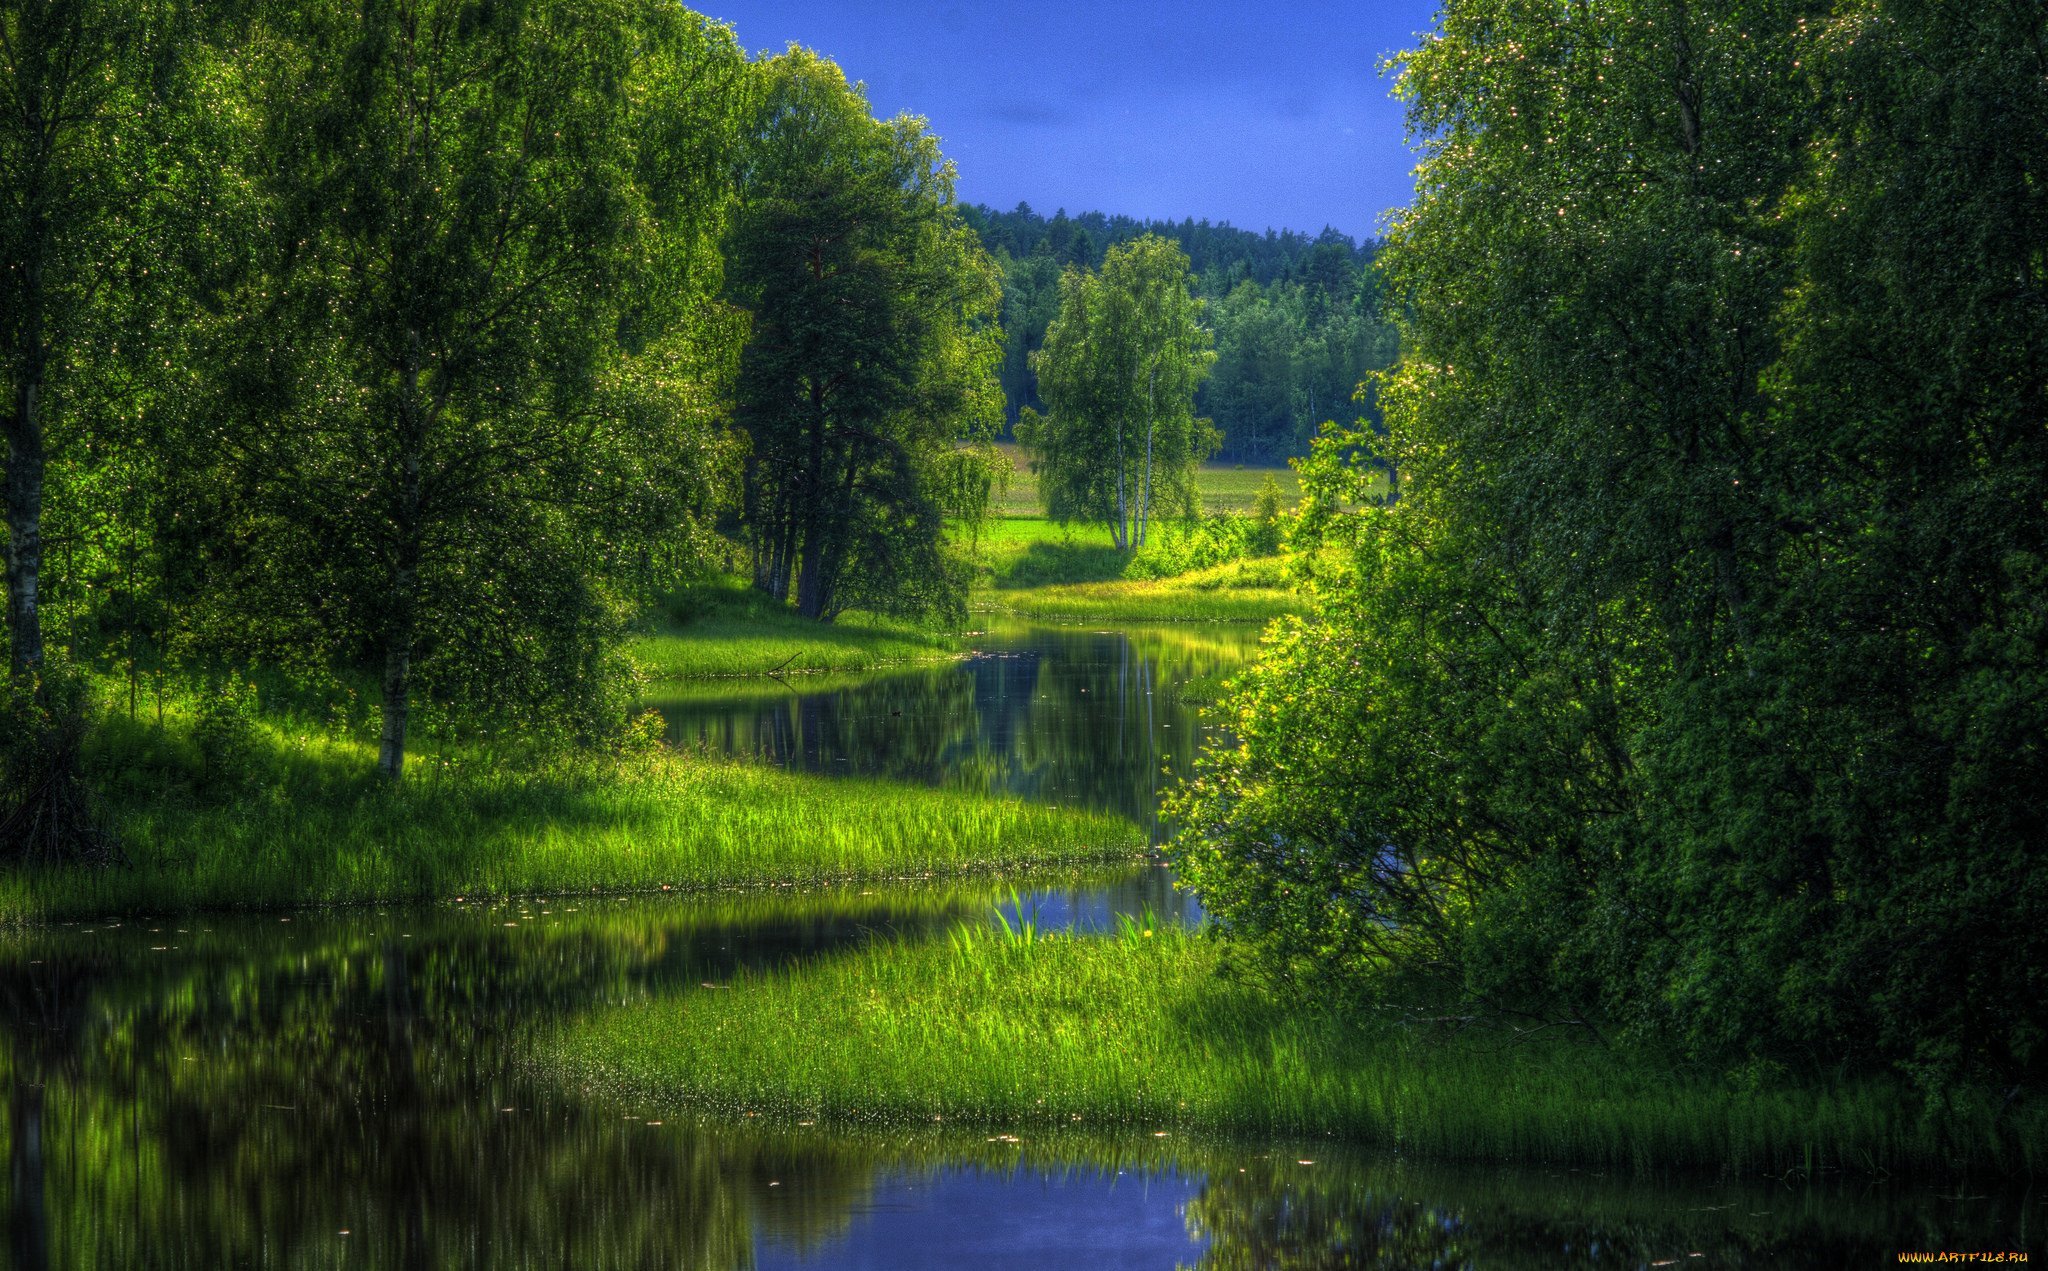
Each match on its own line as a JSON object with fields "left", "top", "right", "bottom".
{"left": 629, "top": 579, "right": 964, "bottom": 680}
{"left": 548, "top": 925, "right": 2043, "bottom": 1179}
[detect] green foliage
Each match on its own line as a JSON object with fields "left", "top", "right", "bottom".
{"left": 1019, "top": 235, "right": 1218, "bottom": 552}
{"left": 1205, "top": 278, "right": 1398, "bottom": 463}
{"left": 151, "top": 0, "right": 753, "bottom": 781}
{"left": 190, "top": 675, "right": 259, "bottom": 793}
{"left": 963, "top": 205, "right": 1397, "bottom": 459}
{"left": 727, "top": 49, "right": 1003, "bottom": 624}
{"left": 1172, "top": 0, "right": 2048, "bottom": 1102}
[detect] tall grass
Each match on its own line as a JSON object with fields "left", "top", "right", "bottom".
{"left": 0, "top": 710, "right": 1146, "bottom": 923}
{"left": 549, "top": 926, "right": 2042, "bottom": 1177}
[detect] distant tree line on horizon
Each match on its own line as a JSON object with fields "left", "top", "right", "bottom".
{"left": 961, "top": 204, "right": 1399, "bottom": 464}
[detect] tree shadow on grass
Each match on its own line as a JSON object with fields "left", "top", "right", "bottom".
{"left": 995, "top": 540, "right": 1130, "bottom": 588}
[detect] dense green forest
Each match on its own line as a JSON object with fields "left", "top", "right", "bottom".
{"left": 961, "top": 204, "right": 1400, "bottom": 461}
{"left": 0, "top": 1, "right": 1010, "bottom": 820}
{"left": 1172, "top": 0, "right": 2047, "bottom": 1105}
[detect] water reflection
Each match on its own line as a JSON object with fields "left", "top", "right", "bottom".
{"left": 646, "top": 623, "right": 1262, "bottom": 836}
{"left": 2, "top": 881, "right": 2032, "bottom": 1267}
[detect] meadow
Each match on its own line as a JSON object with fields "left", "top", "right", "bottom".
{"left": 978, "top": 560, "right": 1297, "bottom": 623}
{"left": 549, "top": 923, "right": 2040, "bottom": 1178}
{"left": 990, "top": 443, "right": 1301, "bottom": 517}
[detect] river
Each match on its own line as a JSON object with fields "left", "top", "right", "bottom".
{"left": 0, "top": 623, "right": 2026, "bottom": 1266}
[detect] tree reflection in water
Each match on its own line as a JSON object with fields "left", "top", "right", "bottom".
{"left": 0, "top": 853, "right": 2026, "bottom": 1266}
{"left": 647, "top": 621, "right": 1263, "bottom": 837}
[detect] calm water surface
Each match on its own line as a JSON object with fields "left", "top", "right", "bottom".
{"left": 2, "top": 625, "right": 2033, "bottom": 1267}
{"left": 647, "top": 620, "right": 1260, "bottom": 837}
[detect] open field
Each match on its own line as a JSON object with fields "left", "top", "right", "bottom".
{"left": 549, "top": 924, "right": 2042, "bottom": 1178}
{"left": 991, "top": 443, "right": 1302, "bottom": 517}
{"left": 977, "top": 560, "right": 1297, "bottom": 623}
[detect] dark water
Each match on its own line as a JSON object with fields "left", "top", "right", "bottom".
{"left": 646, "top": 621, "right": 1261, "bottom": 837}
{"left": 2, "top": 625, "right": 2036, "bottom": 1266}
{"left": 1, "top": 886, "right": 2033, "bottom": 1269}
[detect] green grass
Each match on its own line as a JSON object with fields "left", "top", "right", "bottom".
{"left": 979, "top": 560, "right": 1298, "bottom": 623}
{"left": 968, "top": 516, "right": 1131, "bottom": 588}
{"left": 631, "top": 578, "right": 960, "bottom": 680}
{"left": 0, "top": 709, "right": 1146, "bottom": 924}
{"left": 992, "top": 443, "right": 1302, "bottom": 517}
{"left": 548, "top": 926, "right": 2042, "bottom": 1177}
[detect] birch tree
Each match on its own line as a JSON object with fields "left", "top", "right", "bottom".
{"left": 1019, "top": 235, "right": 1213, "bottom": 550}
{"left": 231, "top": 0, "right": 745, "bottom": 780}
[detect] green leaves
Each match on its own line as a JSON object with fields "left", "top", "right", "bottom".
{"left": 1024, "top": 235, "right": 1216, "bottom": 552}
{"left": 1177, "top": 0, "right": 2048, "bottom": 1097}
{"left": 725, "top": 49, "right": 1001, "bottom": 623}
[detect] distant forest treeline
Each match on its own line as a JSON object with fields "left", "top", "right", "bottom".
{"left": 960, "top": 204, "right": 1399, "bottom": 463}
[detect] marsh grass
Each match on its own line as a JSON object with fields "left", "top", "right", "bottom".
{"left": 0, "top": 708, "right": 1146, "bottom": 923}
{"left": 550, "top": 927, "right": 2041, "bottom": 1177}
{"left": 632, "top": 578, "right": 961, "bottom": 680}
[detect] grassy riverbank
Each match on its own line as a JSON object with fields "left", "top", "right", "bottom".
{"left": 0, "top": 715, "right": 1145, "bottom": 924}
{"left": 631, "top": 579, "right": 961, "bottom": 680}
{"left": 549, "top": 925, "right": 2040, "bottom": 1177}
{"left": 979, "top": 560, "right": 1297, "bottom": 623}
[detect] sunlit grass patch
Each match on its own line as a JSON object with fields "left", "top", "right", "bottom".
{"left": 549, "top": 926, "right": 2041, "bottom": 1177}
{"left": 0, "top": 710, "right": 1146, "bottom": 923}
{"left": 980, "top": 561, "right": 1297, "bottom": 623}
{"left": 631, "top": 578, "right": 961, "bottom": 680}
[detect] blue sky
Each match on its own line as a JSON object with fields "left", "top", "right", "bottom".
{"left": 696, "top": 2, "right": 1442, "bottom": 240}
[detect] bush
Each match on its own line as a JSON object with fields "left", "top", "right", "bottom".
{"left": 191, "top": 676, "right": 260, "bottom": 793}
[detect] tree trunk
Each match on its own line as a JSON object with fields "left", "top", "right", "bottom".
{"left": 1114, "top": 432, "right": 1129, "bottom": 552}
{"left": 377, "top": 336, "right": 432, "bottom": 782}
{"left": 4, "top": 377, "right": 46, "bottom": 677}
{"left": 377, "top": 606, "right": 414, "bottom": 781}
{"left": 377, "top": 558, "right": 417, "bottom": 781}
{"left": 1138, "top": 368, "right": 1158, "bottom": 550}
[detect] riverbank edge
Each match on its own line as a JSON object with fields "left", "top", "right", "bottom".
{"left": 0, "top": 731, "right": 1150, "bottom": 926}
{"left": 546, "top": 926, "right": 2044, "bottom": 1180}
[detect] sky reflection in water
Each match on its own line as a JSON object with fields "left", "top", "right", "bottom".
{"left": 2, "top": 626, "right": 2030, "bottom": 1267}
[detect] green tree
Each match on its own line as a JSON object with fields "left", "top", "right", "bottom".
{"left": 1173, "top": 0, "right": 2048, "bottom": 1098}
{"left": 1019, "top": 234, "right": 1216, "bottom": 551}
{"left": 996, "top": 249, "right": 1061, "bottom": 426}
{"left": 0, "top": 0, "right": 219, "bottom": 679}
{"left": 218, "top": 0, "right": 745, "bottom": 780}
{"left": 726, "top": 49, "right": 1002, "bottom": 622}
{"left": 1, "top": 0, "right": 243, "bottom": 860}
